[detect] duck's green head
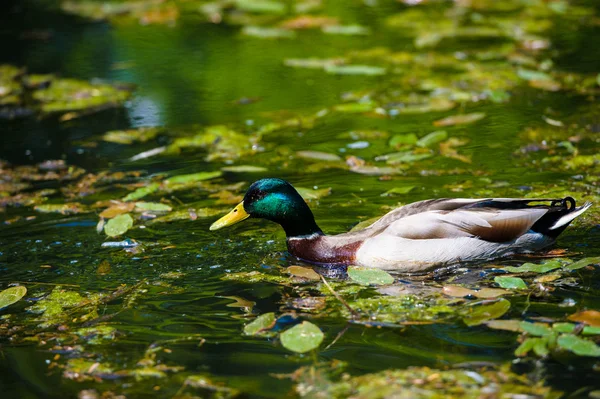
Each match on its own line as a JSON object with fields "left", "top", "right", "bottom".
{"left": 209, "top": 178, "right": 322, "bottom": 237}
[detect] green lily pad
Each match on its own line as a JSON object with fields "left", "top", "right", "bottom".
{"left": 243, "top": 312, "right": 276, "bottom": 336}
{"left": 433, "top": 113, "right": 486, "bottom": 127}
{"left": 0, "top": 286, "right": 27, "bottom": 310}
{"left": 557, "top": 334, "right": 600, "bottom": 357}
{"left": 462, "top": 298, "right": 511, "bottom": 327}
{"left": 135, "top": 202, "right": 172, "bottom": 212}
{"left": 221, "top": 165, "right": 268, "bottom": 173}
{"left": 503, "top": 260, "right": 562, "bottom": 274}
{"left": 520, "top": 321, "right": 553, "bottom": 336}
{"left": 389, "top": 133, "right": 418, "bottom": 148}
{"left": 324, "top": 65, "right": 385, "bottom": 76}
{"left": 347, "top": 266, "right": 394, "bottom": 286}
{"left": 416, "top": 131, "right": 448, "bottom": 148}
{"left": 494, "top": 276, "right": 527, "bottom": 289}
{"left": 381, "top": 186, "right": 415, "bottom": 196}
{"left": 104, "top": 213, "right": 134, "bottom": 237}
{"left": 122, "top": 182, "right": 160, "bottom": 202}
{"left": 564, "top": 257, "right": 600, "bottom": 271}
{"left": 165, "top": 171, "right": 222, "bottom": 185}
{"left": 280, "top": 321, "right": 324, "bottom": 353}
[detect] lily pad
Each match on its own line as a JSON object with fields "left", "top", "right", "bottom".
{"left": 568, "top": 310, "right": 600, "bottom": 327}
{"left": 416, "top": 130, "right": 448, "bottom": 148}
{"left": 564, "top": 257, "right": 600, "bottom": 271}
{"left": 324, "top": 65, "right": 385, "bottom": 76}
{"left": 557, "top": 334, "right": 600, "bottom": 357}
{"left": 494, "top": 276, "right": 527, "bottom": 289}
{"left": 0, "top": 286, "right": 27, "bottom": 310}
{"left": 221, "top": 165, "right": 268, "bottom": 173}
{"left": 122, "top": 182, "right": 160, "bottom": 202}
{"left": 135, "top": 202, "right": 172, "bottom": 212}
{"left": 502, "top": 260, "right": 562, "bottom": 273}
{"left": 285, "top": 266, "right": 320, "bottom": 281}
{"left": 104, "top": 213, "right": 134, "bottom": 237}
{"left": 433, "top": 113, "right": 486, "bottom": 127}
{"left": 243, "top": 312, "right": 276, "bottom": 336}
{"left": 462, "top": 298, "right": 511, "bottom": 326}
{"left": 280, "top": 321, "right": 324, "bottom": 353}
{"left": 347, "top": 266, "right": 394, "bottom": 286}
{"left": 165, "top": 171, "right": 222, "bottom": 185}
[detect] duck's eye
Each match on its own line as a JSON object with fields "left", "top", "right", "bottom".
{"left": 234, "top": 209, "right": 237, "bottom": 213}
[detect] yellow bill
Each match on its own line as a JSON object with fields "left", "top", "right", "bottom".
{"left": 209, "top": 202, "right": 249, "bottom": 231}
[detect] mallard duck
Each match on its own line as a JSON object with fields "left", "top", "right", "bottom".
{"left": 209, "top": 178, "right": 592, "bottom": 272}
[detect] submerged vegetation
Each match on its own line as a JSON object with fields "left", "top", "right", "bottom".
{"left": 1, "top": 0, "right": 600, "bottom": 397}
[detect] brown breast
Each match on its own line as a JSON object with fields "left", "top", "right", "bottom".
{"left": 286, "top": 235, "right": 362, "bottom": 265}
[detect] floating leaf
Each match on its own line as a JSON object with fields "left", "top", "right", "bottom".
{"left": 503, "top": 260, "right": 562, "bottom": 274}
{"left": 0, "top": 286, "right": 27, "bottom": 310}
{"left": 122, "top": 182, "right": 160, "bottom": 202}
{"left": 333, "top": 102, "right": 376, "bottom": 113}
{"left": 235, "top": 0, "right": 286, "bottom": 14}
{"left": 485, "top": 319, "right": 522, "bottom": 332}
{"left": 221, "top": 165, "right": 268, "bottom": 173}
{"left": 515, "top": 337, "right": 549, "bottom": 357}
{"left": 286, "top": 266, "right": 320, "bottom": 281}
{"left": 557, "top": 334, "right": 600, "bottom": 357}
{"left": 517, "top": 68, "right": 552, "bottom": 81}
{"left": 347, "top": 266, "right": 394, "bottom": 286}
{"left": 104, "top": 213, "right": 134, "bottom": 237}
{"left": 564, "top": 257, "right": 600, "bottom": 271}
{"left": 416, "top": 131, "right": 448, "bottom": 148}
{"left": 99, "top": 202, "right": 135, "bottom": 218}
{"left": 322, "top": 25, "right": 370, "bottom": 35}
{"left": 494, "top": 276, "right": 527, "bottom": 290}
{"left": 433, "top": 113, "right": 486, "bottom": 127}
{"left": 462, "top": 298, "right": 511, "bottom": 326}
{"left": 520, "top": 322, "right": 552, "bottom": 336}
{"left": 135, "top": 202, "right": 172, "bottom": 212}
{"left": 381, "top": 186, "right": 415, "bottom": 196}
{"left": 389, "top": 134, "right": 418, "bottom": 148}
{"left": 296, "top": 187, "right": 331, "bottom": 200}
{"left": 553, "top": 323, "right": 600, "bottom": 335}
{"left": 296, "top": 151, "right": 342, "bottom": 162}
{"left": 242, "top": 26, "right": 295, "bottom": 39}
{"left": 568, "top": 310, "right": 600, "bottom": 327}
{"left": 385, "top": 151, "right": 433, "bottom": 165}
{"left": 34, "top": 203, "right": 86, "bottom": 215}
{"left": 165, "top": 171, "right": 222, "bottom": 185}
{"left": 280, "top": 321, "right": 324, "bottom": 353}
{"left": 442, "top": 285, "right": 474, "bottom": 298}
{"left": 243, "top": 312, "right": 276, "bottom": 336}
{"left": 324, "top": 65, "right": 385, "bottom": 76}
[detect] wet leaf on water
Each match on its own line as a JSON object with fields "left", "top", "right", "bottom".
{"left": 381, "top": 186, "right": 415, "bottom": 196}
{"left": 564, "top": 257, "right": 600, "bottom": 271}
{"left": 515, "top": 337, "right": 549, "bottom": 357}
{"left": 442, "top": 285, "right": 473, "bottom": 298}
{"left": 135, "top": 202, "right": 172, "bottom": 212}
{"left": 517, "top": 68, "right": 552, "bottom": 82}
{"left": 280, "top": 321, "right": 324, "bottom": 353}
{"left": 221, "top": 165, "right": 268, "bottom": 173}
{"left": 34, "top": 203, "right": 86, "bottom": 214}
{"left": 520, "top": 322, "right": 553, "bottom": 336}
{"left": 475, "top": 288, "right": 509, "bottom": 298}
{"left": 296, "top": 151, "right": 342, "bottom": 162}
{"left": 553, "top": 323, "right": 600, "bottom": 336}
{"left": 333, "top": 101, "right": 376, "bottom": 113}
{"left": 494, "top": 276, "right": 527, "bottom": 289}
{"left": 389, "top": 133, "right": 418, "bottom": 148}
{"left": 568, "top": 310, "right": 600, "bottom": 327}
{"left": 99, "top": 202, "right": 135, "bottom": 219}
{"left": 416, "top": 130, "right": 448, "bottom": 148}
{"left": 281, "top": 15, "right": 338, "bottom": 30}
{"left": 384, "top": 151, "right": 433, "bottom": 165}
{"left": 164, "top": 171, "right": 222, "bottom": 185}
{"left": 96, "top": 260, "right": 111, "bottom": 275}
{"left": 485, "top": 319, "right": 522, "bottom": 332}
{"left": 324, "top": 65, "right": 385, "bottom": 76}
{"left": 462, "top": 298, "right": 511, "bottom": 327}
{"left": 235, "top": 0, "right": 286, "bottom": 14}
{"left": 284, "top": 58, "right": 344, "bottom": 69}
{"left": 440, "top": 137, "right": 472, "bottom": 163}
{"left": 0, "top": 286, "right": 27, "bottom": 310}
{"left": 296, "top": 186, "right": 331, "bottom": 200}
{"left": 503, "top": 260, "right": 562, "bottom": 274}
{"left": 102, "top": 127, "right": 160, "bottom": 144}
{"left": 433, "top": 113, "right": 486, "bottom": 127}
{"left": 285, "top": 266, "right": 321, "bottom": 281}
{"left": 242, "top": 26, "right": 296, "bottom": 39}
{"left": 347, "top": 266, "right": 394, "bottom": 286}
{"left": 322, "top": 25, "right": 370, "bottom": 36}
{"left": 243, "top": 312, "right": 276, "bottom": 336}
{"left": 122, "top": 182, "right": 160, "bottom": 202}
{"left": 557, "top": 334, "right": 600, "bottom": 357}
{"left": 104, "top": 213, "right": 134, "bottom": 237}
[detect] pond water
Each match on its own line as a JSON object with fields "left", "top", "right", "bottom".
{"left": 1, "top": 0, "right": 600, "bottom": 397}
